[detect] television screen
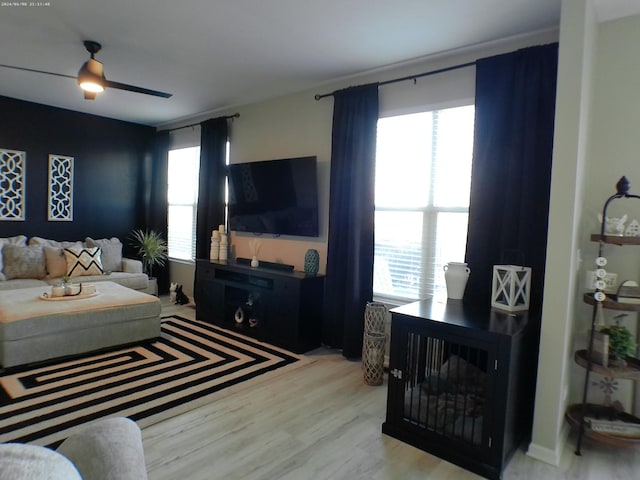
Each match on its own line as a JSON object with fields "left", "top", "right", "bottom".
{"left": 227, "top": 156, "right": 319, "bottom": 237}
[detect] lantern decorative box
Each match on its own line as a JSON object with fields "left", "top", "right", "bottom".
{"left": 491, "top": 265, "right": 531, "bottom": 312}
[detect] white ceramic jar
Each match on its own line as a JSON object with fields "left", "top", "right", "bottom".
{"left": 443, "top": 262, "right": 470, "bottom": 299}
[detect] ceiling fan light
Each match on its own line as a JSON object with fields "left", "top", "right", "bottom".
{"left": 79, "top": 81, "right": 104, "bottom": 93}
{"left": 77, "top": 58, "right": 105, "bottom": 93}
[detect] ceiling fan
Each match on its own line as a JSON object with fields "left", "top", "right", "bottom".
{"left": 0, "top": 40, "right": 172, "bottom": 100}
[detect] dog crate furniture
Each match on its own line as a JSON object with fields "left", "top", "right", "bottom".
{"left": 382, "top": 298, "right": 536, "bottom": 480}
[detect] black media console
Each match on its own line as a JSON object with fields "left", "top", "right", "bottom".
{"left": 194, "top": 259, "right": 325, "bottom": 353}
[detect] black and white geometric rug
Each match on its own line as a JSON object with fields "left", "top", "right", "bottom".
{"left": 0, "top": 315, "right": 303, "bottom": 446}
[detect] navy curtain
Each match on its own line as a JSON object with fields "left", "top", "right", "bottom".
{"left": 465, "top": 43, "right": 558, "bottom": 314}
{"left": 323, "top": 83, "right": 379, "bottom": 359}
{"left": 195, "top": 117, "right": 229, "bottom": 260}
{"left": 141, "top": 130, "right": 170, "bottom": 293}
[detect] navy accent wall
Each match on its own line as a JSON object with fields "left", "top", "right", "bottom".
{"left": 0, "top": 95, "right": 154, "bottom": 248}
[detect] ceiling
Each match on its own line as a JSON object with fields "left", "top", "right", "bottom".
{"left": 0, "top": 1, "right": 636, "bottom": 128}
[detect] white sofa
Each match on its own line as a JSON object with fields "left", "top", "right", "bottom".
{"left": 0, "top": 417, "right": 148, "bottom": 480}
{"left": 0, "top": 236, "right": 149, "bottom": 292}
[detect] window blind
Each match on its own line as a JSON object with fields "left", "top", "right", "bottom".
{"left": 374, "top": 106, "right": 474, "bottom": 303}
{"left": 167, "top": 146, "right": 200, "bottom": 261}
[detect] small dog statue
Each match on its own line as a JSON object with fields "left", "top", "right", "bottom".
{"left": 169, "top": 282, "right": 177, "bottom": 303}
{"left": 174, "top": 284, "right": 189, "bottom": 305}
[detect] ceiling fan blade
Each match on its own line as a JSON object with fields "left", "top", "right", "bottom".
{"left": 2, "top": 42, "right": 173, "bottom": 100}
{"left": 104, "top": 80, "right": 172, "bottom": 98}
{"left": 0, "top": 63, "right": 76, "bottom": 80}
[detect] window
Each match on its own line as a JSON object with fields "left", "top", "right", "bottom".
{"left": 373, "top": 105, "right": 475, "bottom": 302}
{"left": 167, "top": 146, "right": 200, "bottom": 261}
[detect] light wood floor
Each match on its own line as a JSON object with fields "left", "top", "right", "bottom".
{"left": 145, "top": 299, "right": 639, "bottom": 480}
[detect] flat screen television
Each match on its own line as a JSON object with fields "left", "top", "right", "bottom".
{"left": 227, "top": 156, "right": 319, "bottom": 237}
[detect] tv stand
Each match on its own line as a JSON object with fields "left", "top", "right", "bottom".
{"left": 194, "top": 260, "right": 325, "bottom": 353}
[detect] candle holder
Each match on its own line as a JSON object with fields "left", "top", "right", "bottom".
{"left": 363, "top": 333, "right": 386, "bottom": 385}
{"left": 362, "top": 302, "right": 387, "bottom": 385}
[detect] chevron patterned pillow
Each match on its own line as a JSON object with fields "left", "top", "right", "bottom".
{"left": 63, "top": 247, "right": 104, "bottom": 278}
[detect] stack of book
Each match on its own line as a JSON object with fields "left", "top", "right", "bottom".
{"left": 586, "top": 417, "right": 640, "bottom": 437}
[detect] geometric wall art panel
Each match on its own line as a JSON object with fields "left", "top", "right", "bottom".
{"left": 0, "top": 148, "right": 26, "bottom": 221}
{"left": 48, "top": 154, "right": 74, "bottom": 221}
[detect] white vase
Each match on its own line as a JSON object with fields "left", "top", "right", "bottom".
{"left": 251, "top": 256, "right": 259, "bottom": 268}
{"left": 443, "top": 262, "right": 470, "bottom": 299}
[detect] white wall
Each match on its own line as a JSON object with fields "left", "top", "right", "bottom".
{"left": 529, "top": 0, "right": 597, "bottom": 465}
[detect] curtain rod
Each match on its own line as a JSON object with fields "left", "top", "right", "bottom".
{"left": 164, "top": 113, "right": 240, "bottom": 133}
{"left": 314, "top": 61, "right": 476, "bottom": 100}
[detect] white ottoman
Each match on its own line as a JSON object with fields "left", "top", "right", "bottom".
{"left": 0, "top": 281, "right": 161, "bottom": 368}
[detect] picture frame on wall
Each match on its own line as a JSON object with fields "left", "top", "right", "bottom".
{"left": 0, "top": 148, "right": 26, "bottom": 221}
{"left": 48, "top": 154, "right": 74, "bottom": 221}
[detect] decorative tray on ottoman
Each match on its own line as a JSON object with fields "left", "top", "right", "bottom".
{"left": 39, "top": 292, "right": 98, "bottom": 301}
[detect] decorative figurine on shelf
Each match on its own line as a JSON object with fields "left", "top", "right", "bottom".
{"left": 624, "top": 219, "right": 640, "bottom": 237}
{"left": 598, "top": 213, "right": 627, "bottom": 236}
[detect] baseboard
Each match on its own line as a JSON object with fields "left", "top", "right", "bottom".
{"left": 526, "top": 443, "right": 560, "bottom": 466}
{"left": 526, "top": 424, "right": 569, "bottom": 466}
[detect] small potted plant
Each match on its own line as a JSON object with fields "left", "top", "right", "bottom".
{"left": 601, "top": 324, "right": 637, "bottom": 366}
{"left": 129, "top": 229, "right": 168, "bottom": 280}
